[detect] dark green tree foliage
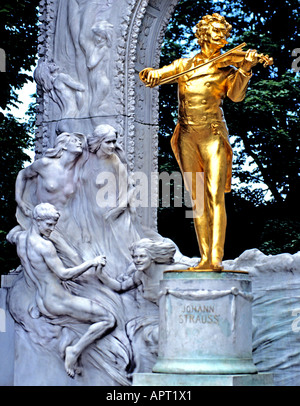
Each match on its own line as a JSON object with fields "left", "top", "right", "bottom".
{"left": 157, "top": 0, "right": 300, "bottom": 258}
{"left": 0, "top": 0, "right": 39, "bottom": 108}
{"left": 0, "top": 0, "right": 39, "bottom": 275}
{"left": 0, "top": 113, "right": 32, "bottom": 273}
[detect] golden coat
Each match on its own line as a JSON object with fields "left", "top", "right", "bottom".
{"left": 154, "top": 53, "right": 252, "bottom": 192}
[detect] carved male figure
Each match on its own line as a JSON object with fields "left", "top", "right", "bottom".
{"left": 140, "top": 13, "right": 262, "bottom": 270}
{"left": 9, "top": 203, "right": 115, "bottom": 378}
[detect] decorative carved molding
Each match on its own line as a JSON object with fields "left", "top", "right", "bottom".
{"left": 36, "top": 0, "right": 59, "bottom": 155}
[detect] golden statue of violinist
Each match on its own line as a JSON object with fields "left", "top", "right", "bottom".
{"left": 139, "top": 13, "right": 273, "bottom": 271}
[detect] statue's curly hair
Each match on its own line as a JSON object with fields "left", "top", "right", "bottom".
{"left": 33, "top": 203, "right": 60, "bottom": 221}
{"left": 195, "top": 13, "right": 232, "bottom": 46}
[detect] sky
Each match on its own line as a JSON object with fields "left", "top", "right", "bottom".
{"left": 1, "top": 69, "right": 36, "bottom": 164}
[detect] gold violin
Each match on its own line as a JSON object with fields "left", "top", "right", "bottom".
{"left": 215, "top": 42, "right": 274, "bottom": 69}
{"left": 141, "top": 43, "right": 273, "bottom": 87}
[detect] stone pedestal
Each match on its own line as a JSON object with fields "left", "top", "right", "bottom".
{"left": 133, "top": 270, "right": 273, "bottom": 386}
{"left": 0, "top": 274, "right": 18, "bottom": 386}
{"left": 133, "top": 372, "right": 274, "bottom": 386}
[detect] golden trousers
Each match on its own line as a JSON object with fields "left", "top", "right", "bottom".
{"left": 173, "top": 122, "right": 228, "bottom": 263}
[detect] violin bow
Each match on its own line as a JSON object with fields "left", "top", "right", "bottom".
{"left": 148, "top": 42, "right": 247, "bottom": 87}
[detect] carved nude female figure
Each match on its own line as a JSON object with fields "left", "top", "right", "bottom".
{"left": 86, "top": 20, "right": 114, "bottom": 118}
{"left": 97, "top": 238, "right": 188, "bottom": 305}
{"left": 16, "top": 132, "right": 85, "bottom": 213}
{"left": 79, "top": 124, "right": 140, "bottom": 278}
{"left": 15, "top": 132, "right": 86, "bottom": 265}
{"left": 34, "top": 61, "right": 85, "bottom": 120}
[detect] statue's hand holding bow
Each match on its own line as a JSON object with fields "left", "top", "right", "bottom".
{"left": 139, "top": 68, "right": 160, "bottom": 88}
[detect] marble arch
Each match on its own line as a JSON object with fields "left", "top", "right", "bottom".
{"left": 35, "top": 0, "right": 180, "bottom": 229}
{"left": 126, "top": 0, "right": 180, "bottom": 228}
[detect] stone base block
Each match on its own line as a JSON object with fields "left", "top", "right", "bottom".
{"left": 0, "top": 274, "right": 18, "bottom": 386}
{"left": 152, "top": 356, "right": 257, "bottom": 375}
{"left": 133, "top": 372, "right": 274, "bottom": 386}
{"left": 154, "top": 271, "right": 257, "bottom": 375}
